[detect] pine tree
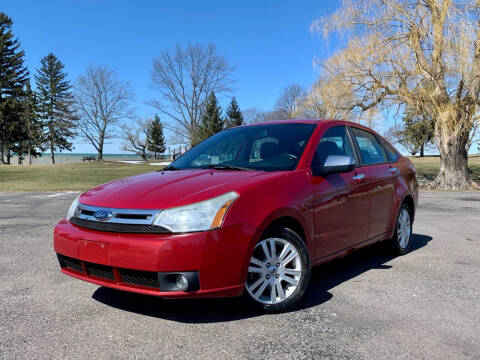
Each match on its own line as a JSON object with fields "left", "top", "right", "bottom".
{"left": 194, "top": 92, "right": 224, "bottom": 145}
{"left": 16, "top": 81, "right": 45, "bottom": 164}
{"left": 35, "top": 53, "right": 76, "bottom": 164}
{"left": 146, "top": 114, "right": 166, "bottom": 159}
{"left": 225, "top": 97, "right": 243, "bottom": 128}
{"left": 0, "top": 13, "right": 29, "bottom": 164}
{"left": 393, "top": 106, "right": 434, "bottom": 157}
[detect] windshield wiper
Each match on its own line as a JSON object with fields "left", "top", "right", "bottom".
{"left": 203, "top": 164, "right": 250, "bottom": 171}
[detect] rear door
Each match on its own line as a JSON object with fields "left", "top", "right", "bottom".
{"left": 310, "top": 125, "right": 370, "bottom": 259}
{"left": 349, "top": 126, "right": 397, "bottom": 240}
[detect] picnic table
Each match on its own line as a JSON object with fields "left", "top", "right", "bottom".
{"left": 81, "top": 156, "right": 96, "bottom": 162}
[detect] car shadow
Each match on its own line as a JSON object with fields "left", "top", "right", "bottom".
{"left": 92, "top": 233, "right": 432, "bottom": 323}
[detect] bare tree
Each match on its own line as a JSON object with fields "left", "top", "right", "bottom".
{"left": 150, "top": 44, "right": 235, "bottom": 145}
{"left": 303, "top": 77, "right": 365, "bottom": 122}
{"left": 75, "top": 65, "right": 133, "bottom": 160}
{"left": 121, "top": 118, "right": 149, "bottom": 161}
{"left": 274, "top": 84, "right": 307, "bottom": 119}
{"left": 241, "top": 108, "right": 288, "bottom": 123}
{"left": 311, "top": 0, "right": 480, "bottom": 189}
{"left": 243, "top": 108, "right": 267, "bottom": 124}
{"left": 264, "top": 109, "right": 290, "bottom": 121}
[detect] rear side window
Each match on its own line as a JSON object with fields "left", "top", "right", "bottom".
{"left": 312, "top": 126, "right": 354, "bottom": 167}
{"left": 379, "top": 138, "right": 399, "bottom": 162}
{"left": 350, "top": 127, "right": 387, "bottom": 165}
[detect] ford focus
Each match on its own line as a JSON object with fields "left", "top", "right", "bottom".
{"left": 54, "top": 120, "right": 418, "bottom": 311}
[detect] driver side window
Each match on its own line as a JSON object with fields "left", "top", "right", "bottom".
{"left": 312, "top": 126, "right": 353, "bottom": 167}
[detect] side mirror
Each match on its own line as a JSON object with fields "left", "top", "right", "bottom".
{"left": 312, "top": 155, "right": 355, "bottom": 176}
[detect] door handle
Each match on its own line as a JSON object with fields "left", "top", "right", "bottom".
{"left": 389, "top": 167, "right": 399, "bottom": 175}
{"left": 352, "top": 174, "right": 365, "bottom": 184}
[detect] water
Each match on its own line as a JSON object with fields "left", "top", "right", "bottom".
{"left": 10, "top": 153, "right": 145, "bottom": 165}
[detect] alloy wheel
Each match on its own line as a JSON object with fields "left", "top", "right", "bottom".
{"left": 397, "top": 208, "right": 411, "bottom": 249}
{"left": 246, "top": 237, "right": 302, "bottom": 305}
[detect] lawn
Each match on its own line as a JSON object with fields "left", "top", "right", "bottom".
{"left": 0, "top": 161, "right": 158, "bottom": 191}
{"left": 1, "top": 156, "right": 479, "bottom": 192}
{"left": 410, "top": 154, "right": 480, "bottom": 184}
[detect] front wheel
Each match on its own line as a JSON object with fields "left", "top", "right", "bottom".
{"left": 390, "top": 203, "right": 413, "bottom": 255}
{"left": 244, "top": 226, "right": 310, "bottom": 312}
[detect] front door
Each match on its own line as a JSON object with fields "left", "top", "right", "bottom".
{"left": 311, "top": 125, "right": 370, "bottom": 260}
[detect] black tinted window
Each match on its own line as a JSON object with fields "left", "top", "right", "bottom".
{"left": 351, "top": 127, "right": 387, "bottom": 165}
{"left": 312, "top": 126, "right": 353, "bottom": 167}
{"left": 171, "top": 123, "right": 316, "bottom": 172}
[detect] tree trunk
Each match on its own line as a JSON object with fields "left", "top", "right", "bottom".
{"left": 430, "top": 110, "right": 475, "bottom": 190}
{"left": 50, "top": 141, "right": 55, "bottom": 164}
{"left": 6, "top": 149, "right": 10, "bottom": 165}
{"left": 420, "top": 144, "right": 424, "bottom": 157}
{"left": 98, "top": 133, "right": 104, "bottom": 160}
{"left": 49, "top": 120, "right": 55, "bottom": 164}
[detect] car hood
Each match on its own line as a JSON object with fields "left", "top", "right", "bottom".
{"left": 79, "top": 169, "right": 282, "bottom": 209}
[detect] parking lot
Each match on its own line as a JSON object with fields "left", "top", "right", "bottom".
{"left": 0, "top": 191, "right": 479, "bottom": 359}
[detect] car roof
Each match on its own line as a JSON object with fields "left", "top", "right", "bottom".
{"left": 241, "top": 119, "right": 362, "bottom": 127}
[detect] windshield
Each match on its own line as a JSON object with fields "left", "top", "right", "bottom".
{"left": 169, "top": 123, "right": 317, "bottom": 172}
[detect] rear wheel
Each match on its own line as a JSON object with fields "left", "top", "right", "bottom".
{"left": 245, "top": 226, "right": 310, "bottom": 312}
{"left": 390, "top": 203, "right": 412, "bottom": 255}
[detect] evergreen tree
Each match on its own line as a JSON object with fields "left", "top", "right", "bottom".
{"left": 35, "top": 53, "right": 76, "bottom": 164}
{"left": 15, "top": 81, "right": 45, "bottom": 164}
{"left": 146, "top": 114, "right": 166, "bottom": 159}
{"left": 194, "top": 92, "right": 224, "bottom": 145}
{"left": 393, "top": 106, "right": 435, "bottom": 157}
{"left": 0, "top": 13, "right": 29, "bottom": 164}
{"left": 225, "top": 97, "right": 243, "bottom": 128}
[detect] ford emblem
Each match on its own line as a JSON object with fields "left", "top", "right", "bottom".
{"left": 93, "top": 209, "right": 113, "bottom": 221}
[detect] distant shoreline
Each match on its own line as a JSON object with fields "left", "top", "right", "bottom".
{"left": 11, "top": 153, "right": 144, "bottom": 165}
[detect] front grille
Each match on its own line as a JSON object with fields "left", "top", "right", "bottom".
{"left": 57, "top": 254, "right": 83, "bottom": 273}
{"left": 115, "top": 213, "right": 150, "bottom": 220}
{"left": 69, "top": 217, "right": 170, "bottom": 234}
{"left": 85, "top": 262, "right": 115, "bottom": 280}
{"left": 57, "top": 254, "right": 199, "bottom": 292}
{"left": 120, "top": 268, "right": 160, "bottom": 288}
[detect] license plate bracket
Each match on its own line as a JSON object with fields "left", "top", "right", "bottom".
{"left": 78, "top": 239, "right": 110, "bottom": 264}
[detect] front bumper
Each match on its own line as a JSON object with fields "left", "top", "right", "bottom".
{"left": 54, "top": 219, "right": 256, "bottom": 298}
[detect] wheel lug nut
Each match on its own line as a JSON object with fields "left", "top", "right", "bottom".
{"left": 276, "top": 263, "right": 280, "bottom": 267}
{"left": 275, "top": 274, "right": 279, "bottom": 279}
{"left": 266, "top": 274, "right": 270, "bottom": 279}
{"left": 266, "top": 263, "right": 270, "bottom": 267}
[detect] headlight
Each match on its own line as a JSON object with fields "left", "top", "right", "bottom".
{"left": 153, "top": 191, "right": 239, "bottom": 233}
{"left": 66, "top": 196, "right": 80, "bottom": 220}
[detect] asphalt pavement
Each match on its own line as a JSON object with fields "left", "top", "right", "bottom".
{"left": 0, "top": 191, "right": 479, "bottom": 359}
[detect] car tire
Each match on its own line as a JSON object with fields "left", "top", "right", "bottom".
{"left": 244, "top": 225, "right": 310, "bottom": 312}
{"left": 390, "top": 202, "right": 413, "bottom": 255}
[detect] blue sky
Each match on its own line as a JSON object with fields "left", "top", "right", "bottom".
{"left": 4, "top": 0, "right": 341, "bottom": 153}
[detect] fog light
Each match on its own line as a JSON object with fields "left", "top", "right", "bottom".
{"left": 176, "top": 274, "right": 189, "bottom": 291}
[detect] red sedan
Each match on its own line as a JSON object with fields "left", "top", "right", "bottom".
{"left": 54, "top": 120, "right": 418, "bottom": 311}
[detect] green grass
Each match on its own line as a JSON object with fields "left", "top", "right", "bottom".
{"left": 0, "top": 161, "right": 159, "bottom": 191}
{"left": 409, "top": 154, "right": 480, "bottom": 183}
{"left": 1, "top": 155, "right": 479, "bottom": 192}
